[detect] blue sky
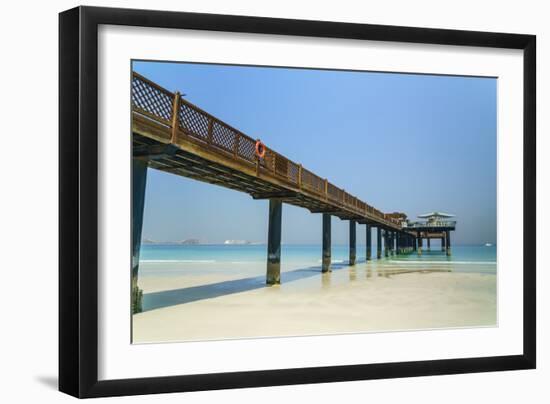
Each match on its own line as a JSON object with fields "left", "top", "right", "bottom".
{"left": 133, "top": 61, "right": 497, "bottom": 245}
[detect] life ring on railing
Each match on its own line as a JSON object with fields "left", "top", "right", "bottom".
{"left": 255, "top": 140, "right": 266, "bottom": 159}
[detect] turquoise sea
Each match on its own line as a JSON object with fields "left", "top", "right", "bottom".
{"left": 137, "top": 244, "right": 496, "bottom": 314}
{"left": 139, "top": 244, "right": 496, "bottom": 274}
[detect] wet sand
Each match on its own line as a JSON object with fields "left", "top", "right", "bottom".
{"left": 132, "top": 260, "right": 497, "bottom": 343}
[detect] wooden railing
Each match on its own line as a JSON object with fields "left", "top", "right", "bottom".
{"left": 132, "top": 72, "right": 402, "bottom": 228}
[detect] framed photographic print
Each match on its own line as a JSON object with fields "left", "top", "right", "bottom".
{"left": 59, "top": 6, "right": 536, "bottom": 398}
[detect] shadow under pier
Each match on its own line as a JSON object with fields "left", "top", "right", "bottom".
{"left": 141, "top": 263, "right": 349, "bottom": 312}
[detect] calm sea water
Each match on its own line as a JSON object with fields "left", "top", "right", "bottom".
{"left": 138, "top": 244, "right": 496, "bottom": 312}
{"left": 140, "top": 244, "right": 496, "bottom": 270}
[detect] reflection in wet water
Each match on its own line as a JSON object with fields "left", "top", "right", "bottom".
{"left": 321, "top": 271, "right": 332, "bottom": 289}
{"left": 140, "top": 257, "right": 468, "bottom": 313}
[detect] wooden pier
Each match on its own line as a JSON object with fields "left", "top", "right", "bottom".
{"left": 131, "top": 72, "right": 451, "bottom": 313}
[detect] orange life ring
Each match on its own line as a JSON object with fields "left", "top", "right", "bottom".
{"left": 255, "top": 140, "right": 266, "bottom": 159}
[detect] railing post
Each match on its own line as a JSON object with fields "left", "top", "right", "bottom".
{"left": 234, "top": 134, "right": 240, "bottom": 158}
{"left": 324, "top": 179, "right": 328, "bottom": 200}
{"left": 298, "top": 164, "right": 302, "bottom": 189}
{"left": 170, "top": 91, "right": 181, "bottom": 144}
{"left": 207, "top": 118, "right": 213, "bottom": 145}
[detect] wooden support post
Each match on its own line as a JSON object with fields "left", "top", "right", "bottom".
{"left": 446, "top": 230, "right": 452, "bottom": 256}
{"left": 207, "top": 118, "right": 213, "bottom": 144}
{"left": 396, "top": 232, "right": 400, "bottom": 255}
{"left": 441, "top": 236, "right": 446, "bottom": 251}
{"left": 377, "top": 227, "right": 382, "bottom": 259}
{"left": 132, "top": 158, "right": 148, "bottom": 314}
{"left": 266, "top": 199, "right": 283, "bottom": 285}
{"left": 418, "top": 234, "right": 423, "bottom": 255}
{"left": 384, "top": 229, "right": 389, "bottom": 258}
{"left": 234, "top": 134, "right": 241, "bottom": 158}
{"left": 322, "top": 214, "right": 332, "bottom": 272}
{"left": 366, "top": 224, "right": 372, "bottom": 261}
{"left": 349, "top": 220, "right": 356, "bottom": 265}
{"left": 427, "top": 237, "right": 431, "bottom": 251}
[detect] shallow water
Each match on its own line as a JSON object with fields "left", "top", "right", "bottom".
{"left": 137, "top": 244, "right": 496, "bottom": 313}
{"left": 139, "top": 244, "right": 496, "bottom": 277}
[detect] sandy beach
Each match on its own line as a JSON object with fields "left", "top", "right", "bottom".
{"left": 132, "top": 259, "right": 496, "bottom": 343}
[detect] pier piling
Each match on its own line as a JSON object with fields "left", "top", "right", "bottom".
{"left": 446, "top": 230, "right": 452, "bottom": 256}
{"left": 132, "top": 159, "right": 148, "bottom": 314}
{"left": 366, "top": 224, "right": 372, "bottom": 261}
{"left": 377, "top": 227, "right": 382, "bottom": 259}
{"left": 322, "top": 214, "right": 332, "bottom": 272}
{"left": 349, "top": 220, "right": 356, "bottom": 265}
{"left": 384, "top": 229, "right": 389, "bottom": 258}
{"left": 396, "top": 232, "right": 400, "bottom": 254}
{"left": 266, "top": 199, "right": 283, "bottom": 285}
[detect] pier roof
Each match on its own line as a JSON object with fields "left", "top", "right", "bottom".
{"left": 417, "top": 212, "right": 455, "bottom": 218}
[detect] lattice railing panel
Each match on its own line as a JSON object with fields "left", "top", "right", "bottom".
{"left": 237, "top": 136, "right": 256, "bottom": 162}
{"left": 132, "top": 75, "right": 173, "bottom": 123}
{"left": 301, "top": 169, "right": 324, "bottom": 195}
{"left": 261, "top": 149, "right": 276, "bottom": 172}
{"left": 211, "top": 121, "right": 237, "bottom": 153}
{"left": 287, "top": 162, "right": 299, "bottom": 185}
{"left": 178, "top": 102, "right": 210, "bottom": 140}
{"left": 274, "top": 154, "right": 289, "bottom": 179}
{"left": 327, "top": 183, "right": 341, "bottom": 202}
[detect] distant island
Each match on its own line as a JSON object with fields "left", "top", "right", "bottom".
{"left": 142, "top": 238, "right": 201, "bottom": 245}
{"left": 143, "top": 238, "right": 263, "bottom": 245}
{"left": 178, "top": 238, "right": 201, "bottom": 245}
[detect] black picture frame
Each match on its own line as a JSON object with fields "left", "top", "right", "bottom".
{"left": 59, "top": 6, "right": 536, "bottom": 398}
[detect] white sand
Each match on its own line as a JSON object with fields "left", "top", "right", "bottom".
{"left": 132, "top": 262, "right": 496, "bottom": 343}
